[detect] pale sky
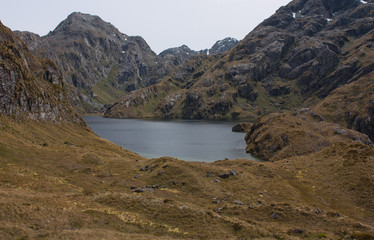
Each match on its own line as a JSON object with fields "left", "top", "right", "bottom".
{"left": 0, "top": 0, "right": 290, "bottom": 54}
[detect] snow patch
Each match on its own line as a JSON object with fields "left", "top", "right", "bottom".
{"left": 207, "top": 49, "right": 210, "bottom": 55}
{"left": 326, "top": 18, "right": 332, "bottom": 22}
{"left": 361, "top": 0, "right": 368, "bottom": 4}
{"left": 122, "top": 51, "right": 125, "bottom": 54}
{"left": 292, "top": 12, "right": 296, "bottom": 18}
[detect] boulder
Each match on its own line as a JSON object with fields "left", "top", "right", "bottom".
{"left": 232, "top": 123, "right": 253, "bottom": 133}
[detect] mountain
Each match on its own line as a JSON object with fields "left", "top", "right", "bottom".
{"left": 209, "top": 37, "right": 239, "bottom": 55}
{"left": 0, "top": 21, "right": 82, "bottom": 124}
{"left": 159, "top": 45, "right": 200, "bottom": 64}
{"left": 15, "top": 13, "right": 240, "bottom": 113}
{"left": 15, "top": 12, "right": 159, "bottom": 113}
{"left": 105, "top": 0, "right": 374, "bottom": 141}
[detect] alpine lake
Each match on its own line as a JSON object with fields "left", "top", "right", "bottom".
{"left": 84, "top": 116, "right": 257, "bottom": 162}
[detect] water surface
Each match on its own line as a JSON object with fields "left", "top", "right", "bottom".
{"left": 84, "top": 116, "right": 256, "bottom": 162}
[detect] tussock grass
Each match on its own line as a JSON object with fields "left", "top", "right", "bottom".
{"left": 0, "top": 115, "right": 373, "bottom": 239}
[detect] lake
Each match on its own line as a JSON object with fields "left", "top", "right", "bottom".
{"left": 84, "top": 116, "right": 256, "bottom": 162}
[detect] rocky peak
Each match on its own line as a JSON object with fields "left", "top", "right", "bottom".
{"left": 16, "top": 12, "right": 162, "bottom": 113}
{"left": 159, "top": 45, "right": 199, "bottom": 64}
{"left": 51, "top": 12, "right": 127, "bottom": 39}
{"left": 209, "top": 37, "right": 239, "bottom": 55}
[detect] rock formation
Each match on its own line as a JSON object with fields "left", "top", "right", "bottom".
{"left": 0, "top": 21, "right": 83, "bottom": 124}
{"left": 208, "top": 37, "right": 239, "bottom": 55}
{"left": 232, "top": 122, "right": 253, "bottom": 132}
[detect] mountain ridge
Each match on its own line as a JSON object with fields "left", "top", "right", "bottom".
{"left": 104, "top": 0, "right": 374, "bottom": 141}
{"left": 15, "top": 12, "right": 239, "bottom": 113}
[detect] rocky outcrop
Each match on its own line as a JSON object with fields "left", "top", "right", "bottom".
{"left": 159, "top": 45, "right": 199, "bottom": 65}
{"left": 0, "top": 21, "right": 83, "bottom": 124}
{"left": 245, "top": 108, "right": 373, "bottom": 161}
{"left": 314, "top": 70, "right": 374, "bottom": 141}
{"left": 232, "top": 122, "right": 253, "bottom": 132}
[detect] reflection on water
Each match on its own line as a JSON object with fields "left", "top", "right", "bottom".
{"left": 84, "top": 116, "right": 256, "bottom": 162}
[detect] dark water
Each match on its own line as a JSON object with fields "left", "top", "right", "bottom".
{"left": 84, "top": 116, "right": 256, "bottom": 162}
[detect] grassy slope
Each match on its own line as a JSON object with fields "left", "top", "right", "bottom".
{"left": 0, "top": 115, "right": 373, "bottom": 239}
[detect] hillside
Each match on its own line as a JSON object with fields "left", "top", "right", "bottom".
{"left": 104, "top": 0, "right": 374, "bottom": 140}
{"left": 0, "top": 21, "right": 82, "bottom": 124}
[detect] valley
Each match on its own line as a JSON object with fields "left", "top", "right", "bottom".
{"left": 1, "top": 0, "right": 374, "bottom": 239}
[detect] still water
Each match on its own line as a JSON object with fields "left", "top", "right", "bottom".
{"left": 84, "top": 116, "right": 256, "bottom": 162}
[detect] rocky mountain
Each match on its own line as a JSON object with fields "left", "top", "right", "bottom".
{"left": 15, "top": 12, "right": 160, "bottom": 113}
{"left": 105, "top": 0, "right": 374, "bottom": 141}
{"left": 159, "top": 45, "right": 200, "bottom": 64}
{"left": 159, "top": 38, "right": 240, "bottom": 63}
{"left": 0, "top": 21, "right": 82, "bottom": 124}
{"left": 208, "top": 37, "right": 239, "bottom": 55}
{"left": 15, "top": 12, "right": 240, "bottom": 113}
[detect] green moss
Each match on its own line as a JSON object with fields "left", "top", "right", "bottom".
{"left": 317, "top": 233, "right": 328, "bottom": 238}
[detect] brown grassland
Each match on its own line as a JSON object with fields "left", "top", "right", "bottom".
{"left": 1, "top": 115, "right": 374, "bottom": 239}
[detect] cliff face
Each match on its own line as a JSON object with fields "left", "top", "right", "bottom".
{"left": 105, "top": 0, "right": 374, "bottom": 140}
{"left": 0, "top": 21, "right": 83, "bottom": 124}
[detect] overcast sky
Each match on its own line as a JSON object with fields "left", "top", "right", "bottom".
{"left": 0, "top": 0, "right": 290, "bottom": 54}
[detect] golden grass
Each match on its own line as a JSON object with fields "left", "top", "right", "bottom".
{"left": 0, "top": 115, "right": 374, "bottom": 239}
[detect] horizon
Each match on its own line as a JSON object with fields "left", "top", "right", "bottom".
{"left": 0, "top": 0, "right": 290, "bottom": 54}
